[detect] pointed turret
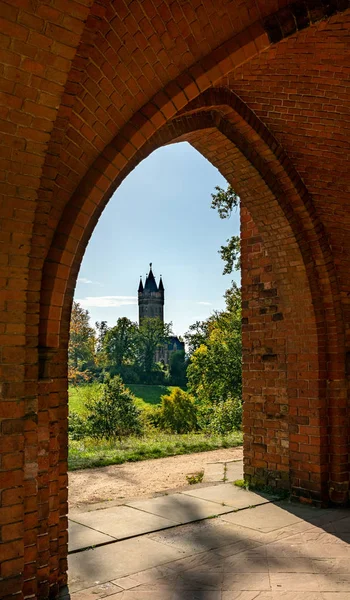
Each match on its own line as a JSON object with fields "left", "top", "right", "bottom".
{"left": 144, "top": 263, "right": 158, "bottom": 292}
{"left": 158, "top": 276, "right": 164, "bottom": 291}
{"left": 138, "top": 277, "right": 144, "bottom": 292}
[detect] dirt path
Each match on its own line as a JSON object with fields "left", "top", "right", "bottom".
{"left": 69, "top": 446, "right": 243, "bottom": 512}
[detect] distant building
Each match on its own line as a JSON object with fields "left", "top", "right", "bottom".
{"left": 138, "top": 264, "right": 185, "bottom": 365}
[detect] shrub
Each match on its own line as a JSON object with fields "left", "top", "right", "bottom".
{"left": 158, "top": 387, "right": 198, "bottom": 433}
{"left": 68, "top": 411, "right": 88, "bottom": 440}
{"left": 106, "top": 364, "right": 141, "bottom": 384}
{"left": 140, "top": 404, "right": 162, "bottom": 430}
{"left": 145, "top": 368, "right": 166, "bottom": 385}
{"left": 198, "top": 396, "right": 242, "bottom": 435}
{"left": 86, "top": 375, "right": 143, "bottom": 440}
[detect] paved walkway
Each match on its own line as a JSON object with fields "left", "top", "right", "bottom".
{"left": 67, "top": 461, "right": 350, "bottom": 599}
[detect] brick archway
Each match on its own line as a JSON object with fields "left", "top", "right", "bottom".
{"left": 35, "top": 83, "right": 347, "bottom": 591}
{"left": 1, "top": 1, "right": 350, "bottom": 597}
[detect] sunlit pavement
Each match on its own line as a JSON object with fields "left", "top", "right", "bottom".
{"left": 65, "top": 462, "right": 350, "bottom": 599}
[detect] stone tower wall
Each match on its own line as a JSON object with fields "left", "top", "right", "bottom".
{"left": 138, "top": 291, "right": 164, "bottom": 324}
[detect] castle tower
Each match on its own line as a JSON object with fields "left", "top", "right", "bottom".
{"left": 138, "top": 263, "right": 164, "bottom": 324}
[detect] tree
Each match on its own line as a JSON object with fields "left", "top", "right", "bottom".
{"left": 95, "top": 321, "right": 109, "bottom": 355}
{"left": 68, "top": 301, "right": 95, "bottom": 371}
{"left": 102, "top": 317, "right": 137, "bottom": 367}
{"left": 211, "top": 184, "right": 241, "bottom": 274}
{"left": 184, "top": 319, "right": 212, "bottom": 355}
{"left": 135, "top": 317, "right": 172, "bottom": 376}
{"left": 187, "top": 283, "right": 242, "bottom": 404}
{"left": 169, "top": 349, "right": 188, "bottom": 386}
{"left": 86, "top": 375, "right": 142, "bottom": 440}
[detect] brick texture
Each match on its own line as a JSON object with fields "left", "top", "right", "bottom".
{"left": 0, "top": 1, "right": 349, "bottom": 597}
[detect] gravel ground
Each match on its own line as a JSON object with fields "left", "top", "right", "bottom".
{"left": 69, "top": 446, "right": 243, "bottom": 512}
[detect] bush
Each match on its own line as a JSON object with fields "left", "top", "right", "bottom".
{"left": 86, "top": 375, "right": 143, "bottom": 440}
{"left": 106, "top": 364, "right": 141, "bottom": 384}
{"left": 198, "top": 396, "right": 242, "bottom": 435}
{"left": 68, "top": 411, "right": 88, "bottom": 440}
{"left": 139, "top": 404, "right": 161, "bottom": 431}
{"left": 158, "top": 387, "right": 198, "bottom": 433}
{"left": 145, "top": 368, "right": 166, "bottom": 385}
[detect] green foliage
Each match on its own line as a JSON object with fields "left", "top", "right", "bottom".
{"left": 68, "top": 301, "right": 96, "bottom": 371}
{"left": 95, "top": 320, "right": 108, "bottom": 360}
{"left": 107, "top": 364, "right": 141, "bottom": 384}
{"left": 68, "top": 411, "right": 88, "bottom": 440}
{"left": 169, "top": 350, "right": 187, "bottom": 386}
{"left": 136, "top": 317, "right": 172, "bottom": 377}
{"left": 198, "top": 396, "right": 242, "bottom": 434}
{"left": 233, "top": 479, "right": 249, "bottom": 489}
{"left": 139, "top": 403, "right": 162, "bottom": 430}
{"left": 102, "top": 317, "right": 138, "bottom": 367}
{"left": 68, "top": 430, "right": 243, "bottom": 470}
{"left": 86, "top": 375, "right": 142, "bottom": 440}
{"left": 219, "top": 235, "right": 241, "bottom": 274}
{"left": 184, "top": 319, "right": 211, "bottom": 356}
{"left": 211, "top": 184, "right": 239, "bottom": 218}
{"left": 186, "top": 470, "right": 204, "bottom": 485}
{"left": 158, "top": 387, "right": 198, "bottom": 433}
{"left": 211, "top": 184, "right": 240, "bottom": 275}
{"left": 68, "top": 382, "right": 102, "bottom": 415}
{"left": 187, "top": 284, "right": 242, "bottom": 405}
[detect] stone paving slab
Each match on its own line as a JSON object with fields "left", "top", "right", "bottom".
{"left": 68, "top": 536, "right": 191, "bottom": 592}
{"left": 68, "top": 581, "right": 123, "bottom": 600}
{"left": 70, "top": 505, "right": 178, "bottom": 543}
{"left": 182, "top": 482, "right": 271, "bottom": 508}
{"left": 68, "top": 479, "right": 350, "bottom": 600}
{"left": 68, "top": 504, "right": 350, "bottom": 599}
{"left": 225, "top": 460, "right": 244, "bottom": 482}
{"left": 126, "top": 492, "right": 234, "bottom": 524}
{"left": 220, "top": 501, "right": 331, "bottom": 533}
{"left": 68, "top": 520, "right": 116, "bottom": 552}
{"left": 201, "top": 461, "right": 226, "bottom": 483}
{"left": 148, "top": 517, "right": 248, "bottom": 555}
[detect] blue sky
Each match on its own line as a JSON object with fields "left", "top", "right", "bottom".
{"left": 75, "top": 142, "right": 240, "bottom": 337}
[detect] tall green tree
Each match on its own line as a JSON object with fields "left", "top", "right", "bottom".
{"left": 68, "top": 301, "right": 95, "bottom": 370}
{"left": 211, "top": 184, "right": 240, "bottom": 274}
{"left": 169, "top": 349, "right": 188, "bottom": 386}
{"left": 95, "top": 320, "right": 109, "bottom": 366}
{"left": 103, "top": 317, "right": 137, "bottom": 367}
{"left": 184, "top": 319, "right": 212, "bottom": 356}
{"left": 187, "top": 283, "right": 242, "bottom": 404}
{"left": 136, "top": 317, "right": 172, "bottom": 375}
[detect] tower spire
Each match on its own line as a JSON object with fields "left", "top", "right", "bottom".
{"left": 138, "top": 263, "right": 164, "bottom": 325}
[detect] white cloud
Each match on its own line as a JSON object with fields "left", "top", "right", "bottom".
{"left": 76, "top": 296, "right": 137, "bottom": 308}
{"left": 78, "top": 277, "right": 102, "bottom": 285}
{"left": 197, "top": 301, "right": 212, "bottom": 306}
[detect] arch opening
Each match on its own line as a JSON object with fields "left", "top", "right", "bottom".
{"left": 32, "top": 89, "right": 350, "bottom": 594}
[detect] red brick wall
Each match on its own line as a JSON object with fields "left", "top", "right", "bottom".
{"left": 0, "top": 1, "right": 349, "bottom": 597}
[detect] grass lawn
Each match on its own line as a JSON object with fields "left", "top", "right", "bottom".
{"left": 68, "top": 430, "right": 243, "bottom": 470}
{"left": 128, "top": 384, "right": 180, "bottom": 405}
{"left": 69, "top": 383, "right": 181, "bottom": 414}
{"left": 68, "top": 383, "right": 243, "bottom": 471}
